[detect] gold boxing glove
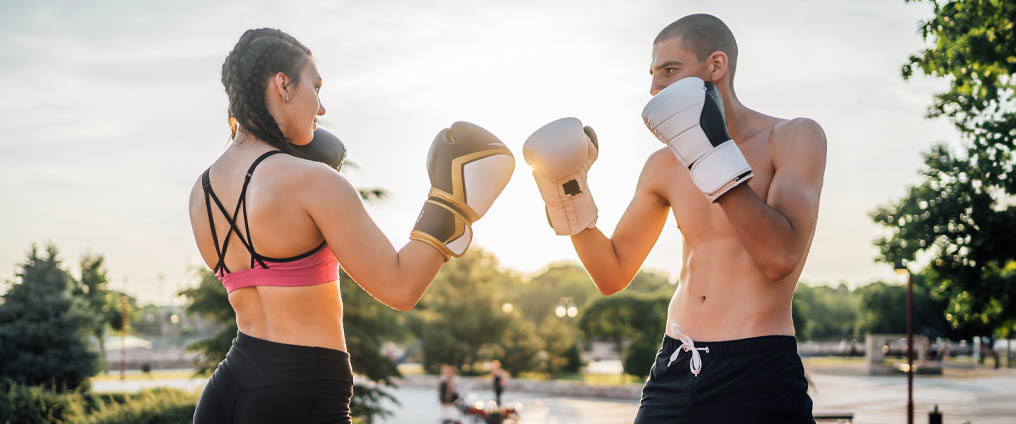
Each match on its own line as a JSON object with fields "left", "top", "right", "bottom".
{"left": 411, "top": 122, "right": 515, "bottom": 259}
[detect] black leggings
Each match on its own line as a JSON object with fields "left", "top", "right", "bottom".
{"left": 193, "top": 331, "right": 353, "bottom": 424}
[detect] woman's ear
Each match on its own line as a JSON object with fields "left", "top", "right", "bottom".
{"left": 272, "top": 72, "right": 290, "bottom": 103}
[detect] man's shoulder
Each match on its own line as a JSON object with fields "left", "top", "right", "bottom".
{"left": 645, "top": 147, "right": 678, "bottom": 171}
{"left": 771, "top": 117, "right": 827, "bottom": 148}
{"left": 641, "top": 147, "right": 681, "bottom": 182}
{"left": 769, "top": 118, "right": 828, "bottom": 171}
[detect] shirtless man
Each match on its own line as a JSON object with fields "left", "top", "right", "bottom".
{"left": 523, "top": 14, "right": 825, "bottom": 422}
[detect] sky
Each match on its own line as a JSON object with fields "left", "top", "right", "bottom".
{"left": 0, "top": 0, "right": 959, "bottom": 304}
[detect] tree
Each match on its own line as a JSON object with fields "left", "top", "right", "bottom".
{"left": 627, "top": 270, "right": 676, "bottom": 296}
{"left": 578, "top": 293, "right": 669, "bottom": 377}
{"left": 101, "top": 291, "right": 140, "bottom": 343}
{"left": 178, "top": 269, "right": 235, "bottom": 376}
{"left": 0, "top": 244, "right": 98, "bottom": 390}
{"left": 854, "top": 280, "right": 952, "bottom": 340}
{"left": 536, "top": 316, "right": 578, "bottom": 377}
{"left": 872, "top": 0, "right": 1016, "bottom": 337}
{"left": 494, "top": 317, "right": 543, "bottom": 376}
{"left": 71, "top": 254, "right": 113, "bottom": 367}
{"left": 513, "top": 264, "right": 598, "bottom": 324}
{"left": 339, "top": 269, "right": 404, "bottom": 423}
{"left": 792, "top": 283, "right": 860, "bottom": 341}
{"left": 411, "top": 249, "right": 515, "bottom": 374}
{"left": 623, "top": 337, "right": 659, "bottom": 380}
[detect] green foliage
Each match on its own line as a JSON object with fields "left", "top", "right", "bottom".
{"left": 853, "top": 280, "right": 953, "bottom": 339}
{"left": 536, "top": 317, "right": 577, "bottom": 377}
{"left": 792, "top": 283, "right": 860, "bottom": 341}
{"left": 411, "top": 249, "right": 514, "bottom": 374}
{"left": 562, "top": 342, "right": 583, "bottom": 375}
{"left": 339, "top": 268, "right": 404, "bottom": 421}
{"left": 178, "top": 268, "right": 235, "bottom": 376}
{"left": 579, "top": 293, "right": 669, "bottom": 377}
{"left": 101, "top": 291, "right": 140, "bottom": 340}
{"left": 76, "top": 388, "right": 197, "bottom": 424}
{"left": 622, "top": 337, "right": 658, "bottom": 380}
{"left": 513, "top": 264, "right": 598, "bottom": 324}
{"left": 0, "top": 381, "right": 79, "bottom": 424}
{"left": 71, "top": 254, "right": 114, "bottom": 366}
{"left": 873, "top": 0, "right": 1016, "bottom": 336}
{"left": 495, "top": 317, "right": 542, "bottom": 376}
{"left": 0, "top": 244, "right": 98, "bottom": 391}
{"left": 340, "top": 268, "right": 405, "bottom": 385}
{"left": 349, "top": 383, "right": 398, "bottom": 424}
{"left": 626, "top": 270, "right": 676, "bottom": 296}
{"left": 903, "top": 0, "right": 1016, "bottom": 146}
{"left": 0, "top": 383, "right": 195, "bottom": 424}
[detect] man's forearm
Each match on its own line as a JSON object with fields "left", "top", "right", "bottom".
{"left": 717, "top": 185, "right": 798, "bottom": 280}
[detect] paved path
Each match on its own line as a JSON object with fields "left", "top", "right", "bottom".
{"left": 90, "top": 369, "right": 1016, "bottom": 423}
{"left": 384, "top": 387, "right": 638, "bottom": 424}
{"left": 809, "top": 373, "right": 1016, "bottom": 424}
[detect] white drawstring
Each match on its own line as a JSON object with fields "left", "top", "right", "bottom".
{"left": 667, "top": 323, "right": 710, "bottom": 377}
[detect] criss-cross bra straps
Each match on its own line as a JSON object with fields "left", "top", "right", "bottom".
{"left": 200, "top": 150, "right": 284, "bottom": 274}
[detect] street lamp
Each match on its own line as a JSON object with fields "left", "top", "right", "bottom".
{"left": 894, "top": 260, "right": 914, "bottom": 424}
{"left": 555, "top": 297, "right": 577, "bottom": 319}
{"left": 120, "top": 295, "right": 128, "bottom": 381}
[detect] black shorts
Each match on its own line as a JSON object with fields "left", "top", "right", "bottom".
{"left": 193, "top": 331, "right": 354, "bottom": 424}
{"left": 633, "top": 334, "right": 814, "bottom": 424}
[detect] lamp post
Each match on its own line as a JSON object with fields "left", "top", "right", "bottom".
{"left": 894, "top": 260, "right": 914, "bottom": 424}
{"left": 120, "top": 295, "right": 128, "bottom": 381}
{"left": 555, "top": 297, "right": 577, "bottom": 319}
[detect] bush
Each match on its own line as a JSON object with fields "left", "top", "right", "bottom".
{"left": 350, "top": 383, "right": 397, "bottom": 424}
{"left": 77, "top": 388, "right": 197, "bottom": 424}
{"left": 622, "top": 337, "right": 659, "bottom": 380}
{"left": 0, "top": 382, "right": 79, "bottom": 424}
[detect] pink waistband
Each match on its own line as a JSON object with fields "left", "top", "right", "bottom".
{"left": 217, "top": 245, "right": 339, "bottom": 293}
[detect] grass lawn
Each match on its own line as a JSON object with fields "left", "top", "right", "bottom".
{"left": 90, "top": 369, "right": 201, "bottom": 382}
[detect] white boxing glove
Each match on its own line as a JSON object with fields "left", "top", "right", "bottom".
{"left": 642, "top": 77, "right": 752, "bottom": 202}
{"left": 523, "top": 117, "right": 598, "bottom": 235}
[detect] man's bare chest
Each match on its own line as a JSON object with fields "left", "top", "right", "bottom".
{"left": 663, "top": 134, "right": 776, "bottom": 241}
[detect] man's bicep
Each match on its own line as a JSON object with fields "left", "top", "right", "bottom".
{"left": 768, "top": 120, "right": 827, "bottom": 239}
{"left": 611, "top": 159, "right": 672, "bottom": 274}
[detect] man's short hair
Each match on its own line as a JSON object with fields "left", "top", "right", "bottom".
{"left": 655, "top": 14, "right": 738, "bottom": 84}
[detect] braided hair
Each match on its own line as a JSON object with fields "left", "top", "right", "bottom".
{"left": 221, "top": 28, "right": 311, "bottom": 154}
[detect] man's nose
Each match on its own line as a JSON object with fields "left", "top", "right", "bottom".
{"left": 649, "top": 76, "right": 666, "bottom": 96}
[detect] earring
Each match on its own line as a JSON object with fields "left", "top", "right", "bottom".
{"left": 285, "top": 94, "right": 289, "bottom": 102}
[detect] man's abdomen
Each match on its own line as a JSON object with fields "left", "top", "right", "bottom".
{"left": 666, "top": 241, "right": 798, "bottom": 342}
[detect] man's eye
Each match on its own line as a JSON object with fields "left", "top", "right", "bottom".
{"left": 665, "top": 68, "right": 677, "bottom": 74}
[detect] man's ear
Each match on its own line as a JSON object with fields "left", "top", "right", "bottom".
{"left": 707, "top": 51, "right": 729, "bottom": 84}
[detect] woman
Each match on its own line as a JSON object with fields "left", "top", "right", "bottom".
{"left": 189, "top": 28, "right": 512, "bottom": 423}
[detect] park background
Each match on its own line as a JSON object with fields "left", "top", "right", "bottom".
{"left": 1, "top": 0, "right": 1014, "bottom": 423}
